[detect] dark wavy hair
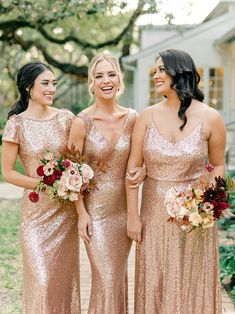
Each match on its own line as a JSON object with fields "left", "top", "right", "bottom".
{"left": 7, "top": 61, "right": 54, "bottom": 119}
{"left": 157, "top": 49, "right": 204, "bottom": 130}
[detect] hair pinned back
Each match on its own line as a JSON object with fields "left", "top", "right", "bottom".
{"left": 8, "top": 61, "right": 54, "bottom": 119}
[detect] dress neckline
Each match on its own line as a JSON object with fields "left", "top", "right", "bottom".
{"left": 82, "top": 108, "right": 130, "bottom": 148}
{"left": 150, "top": 120, "right": 203, "bottom": 146}
{"left": 18, "top": 110, "right": 60, "bottom": 122}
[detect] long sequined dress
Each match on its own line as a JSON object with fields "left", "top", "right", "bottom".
{"left": 2, "top": 109, "right": 80, "bottom": 314}
{"left": 135, "top": 120, "right": 222, "bottom": 314}
{"left": 77, "top": 109, "right": 136, "bottom": 314}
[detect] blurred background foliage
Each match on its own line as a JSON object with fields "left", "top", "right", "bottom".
{"left": 0, "top": 0, "right": 160, "bottom": 120}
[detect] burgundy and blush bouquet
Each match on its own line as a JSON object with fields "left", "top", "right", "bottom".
{"left": 29, "top": 150, "right": 95, "bottom": 203}
{"left": 164, "top": 164, "right": 235, "bottom": 232}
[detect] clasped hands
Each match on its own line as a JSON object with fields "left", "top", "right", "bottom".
{"left": 125, "top": 165, "right": 146, "bottom": 188}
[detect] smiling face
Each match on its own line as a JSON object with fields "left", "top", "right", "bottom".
{"left": 153, "top": 57, "right": 173, "bottom": 96}
{"left": 29, "top": 69, "right": 57, "bottom": 106}
{"left": 92, "top": 59, "right": 120, "bottom": 101}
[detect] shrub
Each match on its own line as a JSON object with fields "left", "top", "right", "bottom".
{"left": 220, "top": 245, "right": 235, "bottom": 302}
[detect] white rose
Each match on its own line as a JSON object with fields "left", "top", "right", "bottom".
{"left": 60, "top": 163, "right": 81, "bottom": 192}
{"left": 69, "top": 192, "right": 79, "bottom": 201}
{"left": 189, "top": 212, "right": 203, "bottom": 227}
{"left": 43, "top": 162, "right": 54, "bottom": 176}
{"left": 64, "top": 172, "right": 82, "bottom": 192}
{"left": 166, "top": 203, "right": 176, "bottom": 217}
{"left": 81, "top": 164, "right": 94, "bottom": 182}
{"left": 164, "top": 188, "right": 177, "bottom": 208}
{"left": 176, "top": 204, "right": 189, "bottom": 219}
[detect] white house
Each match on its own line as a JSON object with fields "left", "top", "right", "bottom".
{"left": 122, "top": 0, "right": 235, "bottom": 125}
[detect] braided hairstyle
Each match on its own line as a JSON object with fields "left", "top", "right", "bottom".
{"left": 157, "top": 49, "right": 204, "bottom": 130}
{"left": 8, "top": 61, "right": 54, "bottom": 119}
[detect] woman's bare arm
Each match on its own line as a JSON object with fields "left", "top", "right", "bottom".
{"left": 2, "top": 141, "right": 39, "bottom": 189}
{"left": 68, "top": 116, "right": 92, "bottom": 243}
{"left": 126, "top": 110, "right": 149, "bottom": 242}
{"left": 206, "top": 108, "right": 226, "bottom": 180}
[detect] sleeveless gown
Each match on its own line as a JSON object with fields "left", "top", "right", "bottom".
{"left": 2, "top": 109, "right": 80, "bottom": 314}
{"left": 135, "top": 120, "right": 222, "bottom": 314}
{"left": 77, "top": 108, "right": 137, "bottom": 314}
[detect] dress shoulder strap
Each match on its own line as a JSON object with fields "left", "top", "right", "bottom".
{"left": 76, "top": 111, "right": 93, "bottom": 134}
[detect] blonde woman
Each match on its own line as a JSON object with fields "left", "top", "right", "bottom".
{"left": 69, "top": 53, "right": 144, "bottom": 313}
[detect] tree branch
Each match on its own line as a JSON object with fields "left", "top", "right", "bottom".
{"left": 0, "top": 6, "right": 141, "bottom": 51}
{"left": 13, "top": 34, "right": 88, "bottom": 79}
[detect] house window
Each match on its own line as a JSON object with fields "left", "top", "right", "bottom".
{"left": 198, "top": 66, "right": 224, "bottom": 110}
{"left": 149, "top": 66, "right": 224, "bottom": 110}
{"left": 208, "top": 67, "right": 223, "bottom": 110}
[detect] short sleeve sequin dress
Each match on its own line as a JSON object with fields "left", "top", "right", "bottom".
{"left": 77, "top": 108, "right": 137, "bottom": 314}
{"left": 134, "top": 119, "right": 222, "bottom": 314}
{"left": 2, "top": 109, "right": 80, "bottom": 314}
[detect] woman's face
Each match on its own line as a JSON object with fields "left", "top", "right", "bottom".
{"left": 92, "top": 59, "right": 119, "bottom": 100}
{"left": 153, "top": 57, "right": 172, "bottom": 95}
{"left": 29, "top": 69, "right": 57, "bottom": 106}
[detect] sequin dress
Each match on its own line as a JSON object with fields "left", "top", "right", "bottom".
{"left": 77, "top": 109, "right": 137, "bottom": 314}
{"left": 2, "top": 109, "right": 80, "bottom": 314}
{"left": 135, "top": 120, "right": 222, "bottom": 314}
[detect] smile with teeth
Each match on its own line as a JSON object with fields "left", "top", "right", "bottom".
{"left": 101, "top": 86, "right": 113, "bottom": 91}
{"left": 156, "top": 81, "right": 164, "bottom": 87}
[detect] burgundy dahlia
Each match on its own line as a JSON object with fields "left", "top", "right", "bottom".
{"left": 54, "top": 170, "right": 63, "bottom": 180}
{"left": 29, "top": 191, "right": 39, "bottom": 203}
{"left": 36, "top": 165, "right": 44, "bottom": 176}
{"left": 61, "top": 159, "right": 71, "bottom": 168}
{"left": 43, "top": 174, "right": 56, "bottom": 186}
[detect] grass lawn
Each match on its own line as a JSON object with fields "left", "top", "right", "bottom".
{"left": 0, "top": 199, "right": 22, "bottom": 313}
{"left": 0, "top": 145, "right": 25, "bottom": 182}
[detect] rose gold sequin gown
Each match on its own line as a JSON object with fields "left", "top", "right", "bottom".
{"left": 77, "top": 109, "right": 137, "bottom": 314}
{"left": 2, "top": 109, "right": 80, "bottom": 314}
{"left": 135, "top": 120, "right": 222, "bottom": 314}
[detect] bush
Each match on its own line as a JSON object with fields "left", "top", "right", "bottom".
{"left": 220, "top": 245, "right": 235, "bottom": 302}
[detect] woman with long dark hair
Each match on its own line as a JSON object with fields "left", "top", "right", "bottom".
{"left": 2, "top": 61, "right": 80, "bottom": 313}
{"left": 126, "top": 49, "right": 225, "bottom": 313}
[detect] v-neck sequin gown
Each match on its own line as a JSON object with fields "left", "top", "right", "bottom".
{"left": 77, "top": 109, "right": 137, "bottom": 314}
{"left": 135, "top": 120, "right": 222, "bottom": 314}
{"left": 2, "top": 109, "right": 80, "bottom": 314}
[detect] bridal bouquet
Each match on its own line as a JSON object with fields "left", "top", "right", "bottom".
{"left": 164, "top": 164, "right": 235, "bottom": 232}
{"left": 29, "top": 149, "right": 95, "bottom": 203}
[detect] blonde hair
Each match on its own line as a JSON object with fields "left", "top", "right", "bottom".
{"left": 88, "top": 52, "right": 125, "bottom": 100}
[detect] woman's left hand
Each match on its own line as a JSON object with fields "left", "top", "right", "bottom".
{"left": 126, "top": 166, "right": 146, "bottom": 188}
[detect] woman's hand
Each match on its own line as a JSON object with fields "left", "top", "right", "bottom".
{"left": 126, "top": 166, "right": 146, "bottom": 188}
{"left": 127, "top": 214, "right": 142, "bottom": 243}
{"left": 78, "top": 211, "right": 92, "bottom": 243}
